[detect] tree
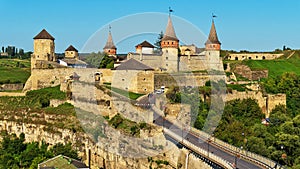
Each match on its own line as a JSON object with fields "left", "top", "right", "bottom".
{"left": 84, "top": 52, "right": 114, "bottom": 68}
{"left": 0, "top": 133, "right": 79, "bottom": 168}
{"left": 154, "top": 31, "right": 164, "bottom": 50}
{"left": 50, "top": 143, "right": 78, "bottom": 159}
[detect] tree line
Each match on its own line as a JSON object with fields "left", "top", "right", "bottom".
{"left": 0, "top": 132, "right": 79, "bottom": 169}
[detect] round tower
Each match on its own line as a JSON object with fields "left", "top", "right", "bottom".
{"left": 103, "top": 29, "right": 117, "bottom": 56}
{"left": 161, "top": 16, "right": 179, "bottom": 72}
{"left": 205, "top": 20, "right": 222, "bottom": 70}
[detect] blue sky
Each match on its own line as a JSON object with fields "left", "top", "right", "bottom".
{"left": 1, "top": 0, "right": 300, "bottom": 53}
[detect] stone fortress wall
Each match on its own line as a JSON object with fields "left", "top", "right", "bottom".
{"left": 233, "top": 64, "right": 268, "bottom": 80}
{"left": 228, "top": 53, "right": 283, "bottom": 61}
{"left": 225, "top": 90, "right": 286, "bottom": 117}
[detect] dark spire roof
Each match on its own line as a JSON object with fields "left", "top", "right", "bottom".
{"left": 115, "top": 58, "right": 154, "bottom": 70}
{"left": 135, "top": 41, "right": 155, "bottom": 48}
{"left": 205, "top": 20, "right": 221, "bottom": 45}
{"left": 162, "top": 16, "right": 179, "bottom": 41}
{"left": 103, "top": 31, "right": 116, "bottom": 49}
{"left": 33, "top": 29, "right": 55, "bottom": 40}
{"left": 65, "top": 45, "right": 78, "bottom": 52}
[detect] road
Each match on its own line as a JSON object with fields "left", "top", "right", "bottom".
{"left": 153, "top": 112, "right": 263, "bottom": 169}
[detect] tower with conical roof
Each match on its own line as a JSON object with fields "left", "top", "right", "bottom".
{"left": 103, "top": 27, "right": 117, "bottom": 56}
{"left": 31, "top": 29, "right": 56, "bottom": 69}
{"left": 161, "top": 14, "right": 179, "bottom": 72}
{"left": 205, "top": 19, "right": 221, "bottom": 70}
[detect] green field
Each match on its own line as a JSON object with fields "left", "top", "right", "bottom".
{"left": 240, "top": 50, "right": 300, "bottom": 78}
{"left": 0, "top": 59, "right": 31, "bottom": 84}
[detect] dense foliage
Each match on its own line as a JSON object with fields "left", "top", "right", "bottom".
{"left": 0, "top": 132, "right": 78, "bottom": 169}
{"left": 84, "top": 52, "right": 114, "bottom": 68}
{"left": 166, "top": 73, "right": 300, "bottom": 168}
{"left": 214, "top": 72, "right": 300, "bottom": 168}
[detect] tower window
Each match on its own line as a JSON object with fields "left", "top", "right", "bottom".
{"left": 167, "top": 42, "right": 169, "bottom": 45}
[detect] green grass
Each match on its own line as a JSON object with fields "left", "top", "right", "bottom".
{"left": 0, "top": 86, "right": 82, "bottom": 133}
{"left": 225, "top": 50, "right": 300, "bottom": 79}
{"left": 244, "top": 51, "right": 300, "bottom": 78}
{"left": 45, "top": 103, "right": 75, "bottom": 116}
{"left": 104, "top": 85, "right": 144, "bottom": 100}
{"left": 108, "top": 113, "right": 151, "bottom": 137}
{"left": 0, "top": 59, "right": 31, "bottom": 84}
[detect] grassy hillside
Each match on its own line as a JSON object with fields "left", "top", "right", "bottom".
{"left": 234, "top": 50, "right": 300, "bottom": 78}
{"left": 0, "top": 59, "right": 31, "bottom": 84}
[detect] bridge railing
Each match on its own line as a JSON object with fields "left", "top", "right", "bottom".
{"left": 164, "top": 128, "right": 234, "bottom": 169}
{"left": 188, "top": 127, "right": 279, "bottom": 169}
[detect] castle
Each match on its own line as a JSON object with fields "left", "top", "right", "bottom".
{"left": 26, "top": 14, "right": 226, "bottom": 95}
{"left": 124, "top": 16, "right": 223, "bottom": 72}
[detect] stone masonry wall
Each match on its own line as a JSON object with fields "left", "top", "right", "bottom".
{"left": 225, "top": 90, "right": 286, "bottom": 117}
{"left": 234, "top": 65, "right": 268, "bottom": 80}
{"left": 0, "top": 83, "right": 23, "bottom": 91}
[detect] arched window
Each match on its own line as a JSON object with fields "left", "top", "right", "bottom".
{"left": 262, "top": 56, "right": 266, "bottom": 60}
{"left": 235, "top": 57, "right": 238, "bottom": 60}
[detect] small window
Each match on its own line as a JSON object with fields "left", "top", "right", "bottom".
{"left": 167, "top": 42, "right": 169, "bottom": 45}
{"left": 248, "top": 57, "right": 252, "bottom": 60}
{"left": 108, "top": 50, "right": 110, "bottom": 52}
{"left": 166, "top": 50, "right": 168, "bottom": 53}
{"left": 256, "top": 56, "right": 258, "bottom": 58}
{"left": 166, "top": 64, "right": 168, "bottom": 66}
{"left": 144, "top": 89, "right": 147, "bottom": 91}
{"left": 262, "top": 56, "right": 266, "bottom": 60}
{"left": 235, "top": 57, "right": 238, "bottom": 60}
{"left": 166, "top": 57, "right": 168, "bottom": 60}
{"left": 143, "top": 78, "right": 146, "bottom": 81}
{"left": 172, "top": 42, "right": 174, "bottom": 44}
{"left": 122, "top": 78, "right": 125, "bottom": 81}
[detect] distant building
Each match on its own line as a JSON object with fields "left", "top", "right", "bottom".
{"left": 112, "top": 58, "right": 154, "bottom": 94}
{"left": 227, "top": 53, "right": 283, "bottom": 60}
{"left": 38, "top": 155, "right": 89, "bottom": 169}
{"left": 65, "top": 45, "right": 79, "bottom": 59}
{"left": 127, "top": 15, "right": 223, "bottom": 72}
{"left": 135, "top": 40, "right": 155, "bottom": 54}
{"left": 31, "top": 29, "right": 56, "bottom": 69}
{"left": 59, "top": 45, "right": 88, "bottom": 68}
{"left": 0, "top": 52, "right": 8, "bottom": 56}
